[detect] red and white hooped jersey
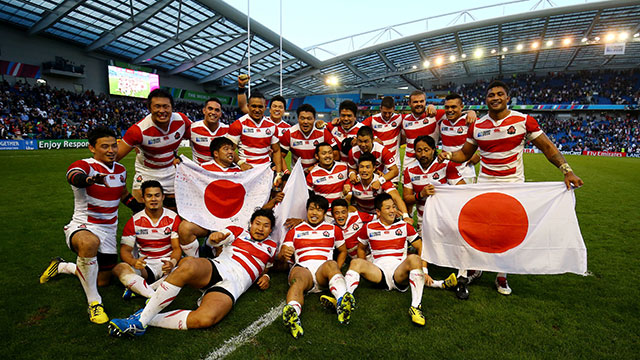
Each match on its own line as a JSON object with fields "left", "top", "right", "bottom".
{"left": 67, "top": 158, "right": 126, "bottom": 226}
{"left": 282, "top": 221, "right": 344, "bottom": 266}
{"left": 226, "top": 114, "right": 279, "bottom": 165}
{"left": 306, "top": 161, "right": 349, "bottom": 204}
{"left": 440, "top": 115, "right": 469, "bottom": 153}
{"left": 280, "top": 124, "right": 336, "bottom": 169}
{"left": 216, "top": 225, "right": 277, "bottom": 282}
{"left": 200, "top": 160, "right": 242, "bottom": 172}
{"left": 467, "top": 110, "right": 542, "bottom": 182}
{"left": 402, "top": 110, "right": 444, "bottom": 159}
{"left": 358, "top": 219, "right": 418, "bottom": 263}
{"left": 121, "top": 208, "right": 180, "bottom": 260}
{"left": 122, "top": 112, "right": 191, "bottom": 169}
{"left": 361, "top": 113, "right": 402, "bottom": 160}
{"left": 332, "top": 212, "right": 365, "bottom": 257}
{"left": 403, "top": 159, "right": 462, "bottom": 218}
{"left": 350, "top": 174, "right": 396, "bottom": 215}
{"left": 189, "top": 120, "right": 228, "bottom": 165}
{"left": 347, "top": 142, "right": 396, "bottom": 173}
{"left": 270, "top": 117, "right": 291, "bottom": 140}
{"left": 326, "top": 122, "right": 363, "bottom": 162}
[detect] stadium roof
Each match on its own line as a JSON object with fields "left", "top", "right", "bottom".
{"left": 1, "top": 0, "right": 639, "bottom": 98}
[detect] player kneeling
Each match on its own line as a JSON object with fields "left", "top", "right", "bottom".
{"left": 278, "top": 195, "right": 354, "bottom": 339}
{"left": 113, "top": 181, "right": 181, "bottom": 299}
{"left": 108, "top": 209, "right": 277, "bottom": 337}
{"left": 327, "top": 193, "right": 428, "bottom": 326}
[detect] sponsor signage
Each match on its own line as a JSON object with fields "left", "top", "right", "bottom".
{"left": 38, "top": 139, "right": 89, "bottom": 150}
{"left": 604, "top": 43, "right": 625, "bottom": 55}
{"left": 0, "top": 139, "right": 38, "bottom": 150}
{"left": 582, "top": 151, "right": 626, "bottom": 157}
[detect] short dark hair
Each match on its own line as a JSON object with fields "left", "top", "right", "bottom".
{"left": 141, "top": 180, "right": 164, "bottom": 195}
{"left": 148, "top": 88, "right": 174, "bottom": 108}
{"left": 296, "top": 103, "right": 316, "bottom": 118}
{"left": 356, "top": 125, "right": 373, "bottom": 139}
{"left": 209, "top": 136, "right": 235, "bottom": 157}
{"left": 331, "top": 198, "right": 349, "bottom": 211}
{"left": 445, "top": 93, "right": 463, "bottom": 103}
{"left": 87, "top": 125, "right": 117, "bottom": 146}
{"left": 358, "top": 151, "right": 377, "bottom": 167}
{"left": 250, "top": 208, "right": 276, "bottom": 229}
{"left": 315, "top": 141, "right": 332, "bottom": 155}
{"left": 248, "top": 92, "right": 266, "bottom": 102}
{"left": 339, "top": 100, "right": 357, "bottom": 116}
{"left": 487, "top": 80, "right": 509, "bottom": 95}
{"left": 374, "top": 192, "right": 393, "bottom": 211}
{"left": 409, "top": 90, "right": 425, "bottom": 101}
{"left": 341, "top": 137, "right": 354, "bottom": 156}
{"left": 270, "top": 95, "right": 286, "bottom": 108}
{"left": 204, "top": 97, "right": 222, "bottom": 107}
{"left": 306, "top": 194, "right": 329, "bottom": 213}
{"left": 381, "top": 96, "right": 395, "bottom": 109}
{"left": 415, "top": 135, "right": 435, "bottom": 150}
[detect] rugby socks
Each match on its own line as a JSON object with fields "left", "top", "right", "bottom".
{"left": 139, "top": 281, "right": 181, "bottom": 326}
{"left": 344, "top": 270, "right": 360, "bottom": 294}
{"left": 58, "top": 262, "right": 77, "bottom": 275}
{"left": 497, "top": 272, "right": 507, "bottom": 278}
{"left": 121, "top": 273, "right": 154, "bottom": 298}
{"left": 328, "top": 274, "right": 347, "bottom": 300}
{"left": 409, "top": 269, "right": 425, "bottom": 308}
{"left": 180, "top": 240, "right": 199, "bottom": 257}
{"left": 287, "top": 301, "right": 302, "bottom": 316}
{"left": 149, "top": 274, "right": 168, "bottom": 290}
{"left": 148, "top": 309, "right": 190, "bottom": 330}
{"left": 76, "top": 256, "right": 100, "bottom": 304}
{"left": 428, "top": 280, "right": 444, "bottom": 288}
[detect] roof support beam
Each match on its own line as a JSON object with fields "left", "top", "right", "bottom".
{"left": 400, "top": 75, "right": 422, "bottom": 90}
{"left": 601, "top": 22, "right": 640, "bottom": 67}
{"left": 342, "top": 60, "right": 368, "bottom": 80}
{"left": 87, "top": 0, "right": 172, "bottom": 51}
{"left": 168, "top": 34, "right": 245, "bottom": 75}
{"left": 133, "top": 15, "right": 222, "bottom": 63}
{"left": 498, "top": 24, "right": 503, "bottom": 75}
{"left": 454, "top": 32, "right": 470, "bottom": 76}
{"left": 198, "top": 47, "right": 279, "bottom": 83}
{"left": 531, "top": 16, "right": 550, "bottom": 71}
{"left": 29, "top": 0, "right": 86, "bottom": 34}
{"left": 377, "top": 51, "right": 397, "bottom": 71}
{"left": 565, "top": 10, "right": 601, "bottom": 70}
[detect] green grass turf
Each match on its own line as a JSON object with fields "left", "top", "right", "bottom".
{"left": 1, "top": 149, "right": 638, "bottom": 359}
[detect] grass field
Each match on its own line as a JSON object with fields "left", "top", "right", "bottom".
{"left": 1, "top": 148, "right": 639, "bottom": 359}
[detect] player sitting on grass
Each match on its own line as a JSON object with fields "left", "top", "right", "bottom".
{"left": 113, "top": 180, "right": 181, "bottom": 300}
{"left": 323, "top": 193, "right": 431, "bottom": 327}
{"left": 278, "top": 195, "right": 354, "bottom": 339}
{"left": 108, "top": 209, "right": 277, "bottom": 337}
{"left": 39, "top": 125, "right": 144, "bottom": 324}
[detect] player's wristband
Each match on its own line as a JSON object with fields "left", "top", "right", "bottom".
{"left": 237, "top": 87, "right": 247, "bottom": 95}
{"left": 237, "top": 159, "right": 246, "bottom": 166}
{"left": 169, "top": 258, "right": 178, "bottom": 267}
{"left": 559, "top": 163, "right": 573, "bottom": 175}
{"left": 262, "top": 274, "right": 270, "bottom": 280}
{"left": 68, "top": 171, "right": 92, "bottom": 188}
{"left": 402, "top": 212, "right": 410, "bottom": 219}
{"left": 378, "top": 177, "right": 386, "bottom": 185}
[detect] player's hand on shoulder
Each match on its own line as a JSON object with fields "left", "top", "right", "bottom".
{"left": 465, "top": 110, "right": 477, "bottom": 124}
{"left": 314, "top": 120, "right": 325, "bottom": 129}
{"left": 284, "top": 217, "right": 303, "bottom": 230}
{"left": 437, "top": 151, "right": 451, "bottom": 163}
{"left": 426, "top": 104, "right": 437, "bottom": 117}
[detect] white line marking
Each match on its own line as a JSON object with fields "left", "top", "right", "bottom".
{"left": 203, "top": 300, "right": 285, "bottom": 360}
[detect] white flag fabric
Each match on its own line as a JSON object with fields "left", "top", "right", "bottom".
{"left": 421, "top": 182, "right": 587, "bottom": 275}
{"left": 175, "top": 157, "right": 273, "bottom": 231}
{"left": 272, "top": 160, "right": 309, "bottom": 247}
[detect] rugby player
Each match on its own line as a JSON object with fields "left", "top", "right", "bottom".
{"left": 190, "top": 97, "right": 228, "bottom": 165}
{"left": 347, "top": 125, "right": 398, "bottom": 186}
{"left": 306, "top": 142, "right": 349, "bottom": 205}
{"left": 439, "top": 93, "right": 480, "bottom": 183}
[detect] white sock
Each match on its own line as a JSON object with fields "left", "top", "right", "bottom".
{"left": 148, "top": 310, "right": 190, "bottom": 330}
{"left": 287, "top": 301, "right": 302, "bottom": 316}
{"left": 428, "top": 280, "right": 444, "bottom": 288}
{"left": 458, "top": 269, "right": 468, "bottom": 278}
{"left": 121, "top": 273, "right": 154, "bottom": 298}
{"left": 497, "top": 272, "right": 507, "bottom": 278}
{"left": 149, "top": 274, "right": 168, "bottom": 290}
{"left": 328, "top": 274, "right": 347, "bottom": 300}
{"left": 344, "top": 270, "right": 360, "bottom": 294}
{"left": 76, "top": 256, "right": 100, "bottom": 304}
{"left": 139, "top": 281, "right": 181, "bottom": 326}
{"left": 409, "top": 269, "right": 425, "bottom": 308}
{"left": 58, "top": 262, "right": 77, "bottom": 275}
{"left": 180, "top": 240, "right": 199, "bottom": 257}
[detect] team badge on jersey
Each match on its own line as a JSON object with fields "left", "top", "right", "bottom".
{"left": 433, "top": 173, "right": 440, "bottom": 180}
{"left": 136, "top": 175, "right": 143, "bottom": 182}
{"left": 323, "top": 231, "right": 330, "bottom": 237}
{"left": 457, "top": 127, "right": 464, "bottom": 134}
{"left": 174, "top": 132, "right": 180, "bottom": 139}
{"left": 265, "top": 129, "right": 272, "bottom": 135}
{"left": 395, "top": 229, "right": 403, "bottom": 236}
{"left": 164, "top": 227, "right": 171, "bottom": 235}
{"left": 352, "top": 223, "right": 359, "bottom": 230}
{"left": 338, "top": 173, "right": 344, "bottom": 180}
{"left": 391, "top": 122, "right": 397, "bottom": 127}
{"left": 507, "top": 126, "right": 516, "bottom": 135}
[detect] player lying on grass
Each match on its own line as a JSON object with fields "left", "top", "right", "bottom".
{"left": 278, "top": 195, "right": 355, "bottom": 339}
{"left": 113, "top": 180, "right": 181, "bottom": 300}
{"left": 40, "top": 125, "right": 144, "bottom": 324}
{"left": 321, "top": 193, "right": 450, "bottom": 327}
{"left": 108, "top": 209, "right": 277, "bottom": 336}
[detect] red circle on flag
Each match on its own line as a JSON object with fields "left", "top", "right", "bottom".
{"left": 458, "top": 192, "right": 528, "bottom": 253}
{"left": 204, "top": 180, "right": 246, "bottom": 218}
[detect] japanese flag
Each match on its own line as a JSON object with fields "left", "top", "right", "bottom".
{"left": 175, "top": 157, "right": 273, "bottom": 231}
{"left": 421, "top": 182, "right": 587, "bottom": 275}
{"left": 272, "top": 160, "right": 309, "bottom": 247}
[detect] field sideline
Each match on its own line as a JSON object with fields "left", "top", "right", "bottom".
{"left": 1, "top": 149, "right": 638, "bottom": 359}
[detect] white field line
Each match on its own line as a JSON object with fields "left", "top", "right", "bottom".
{"left": 203, "top": 300, "right": 286, "bottom": 360}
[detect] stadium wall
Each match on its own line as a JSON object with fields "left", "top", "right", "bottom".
{"left": 0, "top": 23, "right": 209, "bottom": 96}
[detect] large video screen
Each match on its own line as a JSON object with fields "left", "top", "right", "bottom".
{"left": 108, "top": 65, "right": 159, "bottom": 98}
